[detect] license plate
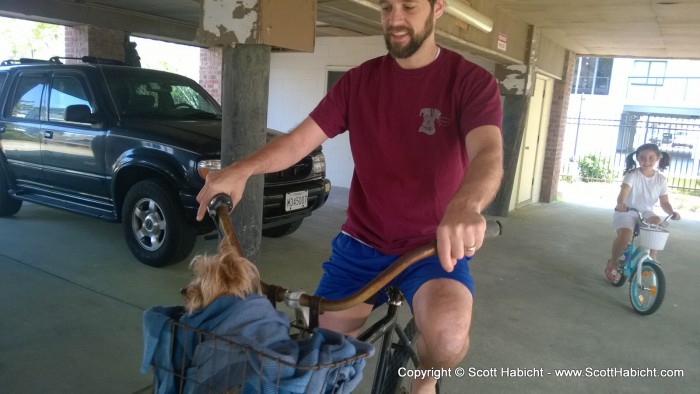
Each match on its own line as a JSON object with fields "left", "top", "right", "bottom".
{"left": 285, "top": 190, "right": 308, "bottom": 212}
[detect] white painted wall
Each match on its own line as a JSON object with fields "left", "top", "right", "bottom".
{"left": 268, "top": 36, "right": 497, "bottom": 188}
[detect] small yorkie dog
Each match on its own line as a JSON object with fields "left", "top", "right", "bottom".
{"left": 181, "top": 242, "right": 261, "bottom": 314}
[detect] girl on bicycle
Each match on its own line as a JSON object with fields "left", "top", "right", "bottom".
{"left": 605, "top": 143, "right": 681, "bottom": 283}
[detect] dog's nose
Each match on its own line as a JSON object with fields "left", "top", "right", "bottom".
{"left": 180, "top": 287, "right": 188, "bottom": 295}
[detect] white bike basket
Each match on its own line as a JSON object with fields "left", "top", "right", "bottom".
{"left": 637, "top": 224, "right": 669, "bottom": 250}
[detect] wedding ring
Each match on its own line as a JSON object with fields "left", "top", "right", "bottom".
{"left": 465, "top": 246, "right": 477, "bottom": 252}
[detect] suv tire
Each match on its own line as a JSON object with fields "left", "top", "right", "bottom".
{"left": 122, "top": 179, "right": 197, "bottom": 267}
{"left": 262, "top": 218, "right": 304, "bottom": 238}
{"left": 0, "top": 162, "right": 22, "bottom": 217}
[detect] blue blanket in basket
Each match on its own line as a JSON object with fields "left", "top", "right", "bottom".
{"left": 141, "top": 294, "right": 373, "bottom": 393}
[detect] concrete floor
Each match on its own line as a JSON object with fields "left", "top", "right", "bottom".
{"left": 1, "top": 187, "right": 698, "bottom": 393}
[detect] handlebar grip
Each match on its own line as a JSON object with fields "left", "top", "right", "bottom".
{"left": 207, "top": 193, "right": 244, "bottom": 257}
{"left": 208, "top": 193, "right": 233, "bottom": 214}
{"left": 485, "top": 220, "right": 502, "bottom": 239}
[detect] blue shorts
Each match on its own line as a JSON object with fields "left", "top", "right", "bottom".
{"left": 314, "top": 233, "right": 474, "bottom": 310}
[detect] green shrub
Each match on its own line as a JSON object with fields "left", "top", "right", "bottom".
{"left": 578, "top": 154, "right": 613, "bottom": 183}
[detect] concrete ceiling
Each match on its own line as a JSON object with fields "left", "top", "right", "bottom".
{"left": 493, "top": 0, "right": 700, "bottom": 59}
{"left": 1, "top": 0, "right": 699, "bottom": 60}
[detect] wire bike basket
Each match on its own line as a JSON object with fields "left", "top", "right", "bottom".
{"left": 637, "top": 224, "right": 669, "bottom": 250}
{"left": 146, "top": 317, "right": 372, "bottom": 394}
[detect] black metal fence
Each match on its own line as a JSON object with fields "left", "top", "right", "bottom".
{"left": 561, "top": 113, "right": 700, "bottom": 193}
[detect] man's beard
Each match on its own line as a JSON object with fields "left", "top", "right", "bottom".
{"left": 384, "top": 12, "right": 434, "bottom": 59}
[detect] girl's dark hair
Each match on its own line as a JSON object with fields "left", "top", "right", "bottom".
{"left": 623, "top": 143, "right": 671, "bottom": 175}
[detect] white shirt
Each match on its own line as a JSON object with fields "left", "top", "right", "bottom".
{"left": 622, "top": 169, "right": 668, "bottom": 212}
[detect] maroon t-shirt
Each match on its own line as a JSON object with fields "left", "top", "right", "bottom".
{"left": 310, "top": 48, "right": 503, "bottom": 255}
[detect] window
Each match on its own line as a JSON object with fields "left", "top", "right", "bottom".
{"left": 10, "top": 74, "right": 45, "bottom": 120}
{"left": 48, "top": 75, "right": 93, "bottom": 122}
{"left": 571, "top": 57, "right": 613, "bottom": 95}
{"left": 631, "top": 60, "right": 667, "bottom": 86}
{"left": 326, "top": 67, "right": 350, "bottom": 93}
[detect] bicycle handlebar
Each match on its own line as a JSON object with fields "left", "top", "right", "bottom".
{"left": 624, "top": 207, "right": 674, "bottom": 226}
{"left": 207, "top": 194, "right": 501, "bottom": 313}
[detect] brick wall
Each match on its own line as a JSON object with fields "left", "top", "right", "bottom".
{"left": 540, "top": 50, "right": 576, "bottom": 203}
{"left": 199, "top": 48, "right": 223, "bottom": 103}
{"left": 64, "top": 25, "right": 125, "bottom": 63}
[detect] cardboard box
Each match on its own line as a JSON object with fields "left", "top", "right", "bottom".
{"left": 198, "top": 0, "right": 316, "bottom": 52}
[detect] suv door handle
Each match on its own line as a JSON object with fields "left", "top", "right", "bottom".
{"left": 44, "top": 130, "right": 54, "bottom": 139}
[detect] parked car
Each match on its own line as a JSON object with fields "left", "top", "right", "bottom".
{"left": 0, "top": 56, "right": 330, "bottom": 267}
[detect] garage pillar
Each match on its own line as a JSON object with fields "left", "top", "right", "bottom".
{"left": 220, "top": 45, "right": 270, "bottom": 265}
{"left": 64, "top": 25, "right": 126, "bottom": 63}
{"left": 197, "top": 0, "right": 316, "bottom": 265}
{"left": 488, "top": 27, "right": 539, "bottom": 217}
{"left": 539, "top": 51, "right": 576, "bottom": 203}
{"left": 199, "top": 48, "right": 223, "bottom": 103}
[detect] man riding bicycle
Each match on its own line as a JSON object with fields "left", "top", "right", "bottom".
{"left": 196, "top": 1, "right": 503, "bottom": 392}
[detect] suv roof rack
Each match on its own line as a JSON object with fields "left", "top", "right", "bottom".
{"left": 56, "top": 56, "right": 127, "bottom": 65}
{"left": 1, "top": 58, "right": 59, "bottom": 66}
{"left": 1, "top": 56, "right": 127, "bottom": 67}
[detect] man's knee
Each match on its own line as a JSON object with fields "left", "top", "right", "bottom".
{"left": 413, "top": 279, "right": 473, "bottom": 366}
{"left": 418, "top": 318, "right": 470, "bottom": 365}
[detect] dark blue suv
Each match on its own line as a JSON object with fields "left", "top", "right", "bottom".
{"left": 0, "top": 57, "right": 331, "bottom": 266}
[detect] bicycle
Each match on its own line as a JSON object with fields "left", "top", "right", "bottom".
{"left": 608, "top": 208, "right": 673, "bottom": 315}
{"left": 143, "top": 195, "right": 501, "bottom": 393}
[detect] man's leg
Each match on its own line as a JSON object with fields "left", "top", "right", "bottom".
{"left": 319, "top": 304, "right": 373, "bottom": 337}
{"left": 411, "top": 278, "right": 473, "bottom": 394}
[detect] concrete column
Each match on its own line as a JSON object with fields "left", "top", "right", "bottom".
{"left": 488, "top": 26, "right": 539, "bottom": 217}
{"left": 220, "top": 44, "right": 271, "bottom": 265}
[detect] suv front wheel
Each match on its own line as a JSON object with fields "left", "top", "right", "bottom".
{"left": 122, "top": 179, "right": 197, "bottom": 267}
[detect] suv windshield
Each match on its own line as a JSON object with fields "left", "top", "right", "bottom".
{"left": 102, "top": 68, "right": 222, "bottom": 120}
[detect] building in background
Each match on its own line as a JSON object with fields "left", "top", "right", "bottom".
{"left": 564, "top": 56, "right": 700, "bottom": 191}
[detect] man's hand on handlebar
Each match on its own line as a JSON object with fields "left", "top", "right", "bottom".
{"left": 436, "top": 209, "right": 486, "bottom": 273}
{"left": 195, "top": 164, "right": 251, "bottom": 221}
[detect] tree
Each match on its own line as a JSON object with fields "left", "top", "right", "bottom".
{"left": 0, "top": 17, "right": 63, "bottom": 61}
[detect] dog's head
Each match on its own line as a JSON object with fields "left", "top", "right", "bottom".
{"left": 182, "top": 242, "right": 261, "bottom": 314}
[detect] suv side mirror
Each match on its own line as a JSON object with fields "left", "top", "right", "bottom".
{"left": 65, "top": 104, "right": 100, "bottom": 125}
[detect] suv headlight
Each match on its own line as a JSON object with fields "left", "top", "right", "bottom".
{"left": 197, "top": 159, "right": 221, "bottom": 180}
{"left": 312, "top": 153, "right": 326, "bottom": 175}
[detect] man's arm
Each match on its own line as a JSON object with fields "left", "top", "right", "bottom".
{"left": 195, "top": 116, "right": 329, "bottom": 221}
{"left": 436, "top": 125, "right": 503, "bottom": 271}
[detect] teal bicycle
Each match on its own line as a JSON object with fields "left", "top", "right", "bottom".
{"left": 609, "top": 208, "right": 673, "bottom": 315}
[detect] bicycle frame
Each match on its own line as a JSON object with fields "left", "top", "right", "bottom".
{"left": 356, "top": 287, "right": 419, "bottom": 393}
{"left": 621, "top": 208, "right": 672, "bottom": 288}
{"left": 614, "top": 208, "right": 673, "bottom": 315}
{"left": 622, "top": 238, "right": 655, "bottom": 289}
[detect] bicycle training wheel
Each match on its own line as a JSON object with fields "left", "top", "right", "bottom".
{"left": 629, "top": 261, "right": 665, "bottom": 315}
